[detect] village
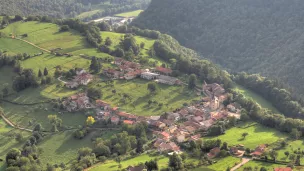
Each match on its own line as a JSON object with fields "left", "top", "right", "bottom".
{"left": 58, "top": 60, "right": 262, "bottom": 159}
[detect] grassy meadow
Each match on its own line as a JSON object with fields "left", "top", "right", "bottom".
{"left": 0, "top": 119, "right": 31, "bottom": 171}
{"left": 115, "top": 10, "right": 143, "bottom": 17}
{"left": 205, "top": 123, "right": 287, "bottom": 149}
{"left": 0, "top": 38, "right": 42, "bottom": 55}
{"left": 90, "top": 153, "right": 169, "bottom": 171}
{"left": 233, "top": 84, "right": 281, "bottom": 114}
{"left": 91, "top": 78, "right": 200, "bottom": 116}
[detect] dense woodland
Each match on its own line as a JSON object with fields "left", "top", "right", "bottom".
{"left": 0, "top": 0, "right": 149, "bottom": 19}
{"left": 133, "top": 0, "right": 304, "bottom": 98}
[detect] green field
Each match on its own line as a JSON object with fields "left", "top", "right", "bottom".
{"left": 115, "top": 10, "right": 143, "bottom": 17}
{"left": 236, "top": 161, "right": 288, "bottom": 171}
{"left": 90, "top": 153, "right": 169, "bottom": 171}
{"left": 0, "top": 38, "right": 42, "bottom": 55}
{"left": 0, "top": 119, "right": 30, "bottom": 171}
{"left": 0, "top": 67, "right": 16, "bottom": 90}
{"left": 205, "top": 123, "right": 287, "bottom": 149}
{"left": 77, "top": 10, "right": 101, "bottom": 19}
{"left": 91, "top": 79, "right": 200, "bottom": 116}
{"left": 233, "top": 84, "right": 281, "bottom": 114}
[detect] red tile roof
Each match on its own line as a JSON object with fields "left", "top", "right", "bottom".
{"left": 96, "top": 100, "right": 110, "bottom": 107}
{"left": 118, "top": 112, "right": 137, "bottom": 119}
{"left": 156, "top": 66, "right": 172, "bottom": 74}
{"left": 123, "top": 120, "right": 134, "bottom": 125}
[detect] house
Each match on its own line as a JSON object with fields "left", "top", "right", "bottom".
{"left": 75, "top": 68, "right": 86, "bottom": 75}
{"left": 124, "top": 70, "right": 142, "bottom": 80}
{"left": 117, "top": 112, "right": 137, "bottom": 120}
{"left": 65, "top": 81, "right": 79, "bottom": 89}
{"left": 203, "top": 82, "right": 225, "bottom": 97}
{"left": 227, "top": 104, "right": 237, "bottom": 112}
{"left": 189, "top": 134, "right": 201, "bottom": 141}
{"left": 63, "top": 93, "right": 92, "bottom": 112}
{"left": 96, "top": 100, "right": 110, "bottom": 110}
{"left": 178, "top": 109, "right": 189, "bottom": 118}
{"left": 74, "top": 73, "right": 93, "bottom": 85}
{"left": 155, "top": 75, "right": 182, "bottom": 85}
{"left": 274, "top": 168, "right": 292, "bottom": 171}
{"left": 184, "top": 126, "right": 196, "bottom": 134}
{"left": 192, "top": 116, "right": 204, "bottom": 123}
{"left": 158, "top": 131, "right": 170, "bottom": 141}
{"left": 155, "top": 66, "right": 172, "bottom": 75}
{"left": 199, "top": 119, "right": 214, "bottom": 130}
{"left": 127, "top": 165, "right": 146, "bottom": 171}
{"left": 230, "top": 147, "right": 245, "bottom": 157}
{"left": 141, "top": 72, "right": 160, "bottom": 80}
{"left": 123, "top": 120, "right": 134, "bottom": 125}
{"left": 114, "top": 57, "right": 124, "bottom": 65}
{"left": 207, "top": 147, "right": 221, "bottom": 158}
{"left": 111, "top": 116, "right": 120, "bottom": 125}
{"left": 251, "top": 144, "right": 267, "bottom": 157}
{"left": 158, "top": 142, "right": 180, "bottom": 152}
{"left": 167, "top": 112, "right": 180, "bottom": 121}
{"left": 150, "top": 116, "right": 161, "bottom": 121}
{"left": 103, "top": 69, "right": 122, "bottom": 79}
{"left": 150, "top": 121, "right": 166, "bottom": 130}
{"left": 175, "top": 132, "right": 186, "bottom": 143}
{"left": 210, "top": 96, "right": 220, "bottom": 111}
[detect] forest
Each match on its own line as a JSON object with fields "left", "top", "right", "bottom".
{"left": 0, "top": 0, "right": 149, "bottom": 18}
{"left": 133, "top": 0, "right": 304, "bottom": 98}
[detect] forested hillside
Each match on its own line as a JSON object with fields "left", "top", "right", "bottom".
{"left": 0, "top": 0, "right": 149, "bottom": 18}
{"left": 133, "top": 0, "right": 304, "bottom": 97}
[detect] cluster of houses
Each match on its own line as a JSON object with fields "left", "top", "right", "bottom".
{"left": 93, "top": 16, "right": 134, "bottom": 27}
{"left": 61, "top": 81, "right": 242, "bottom": 155}
{"left": 65, "top": 69, "right": 93, "bottom": 89}
{"left": 103, "top": 57, "right": 182, "bottom": 86}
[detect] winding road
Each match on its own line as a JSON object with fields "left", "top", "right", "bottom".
{"left": 230, "top": 158, "right": 251, "bottom": 171}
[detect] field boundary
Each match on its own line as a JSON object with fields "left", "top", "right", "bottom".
{"left": 14, "top": 37, "right": 51, "bottom": 53}
{"left": 0, "top": 112, "right": 33, "bottom": 132}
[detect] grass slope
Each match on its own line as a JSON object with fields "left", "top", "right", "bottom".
{"left": 90, "top": 153, "right": 169, "bottom": 171}
{"left": 233, "top": 84, "right": 281, "bottom": 114}
{"left": 0, "top": 38, "right": 42, "bottom": 55}
{"left": 91, "top": 79, "right": 200, "bottom": 116}
{"left": 205, "top": 123, "right": 287, "bottom": 149}
{"left": 115, "top": 10, "right": 143, "bottom": 17}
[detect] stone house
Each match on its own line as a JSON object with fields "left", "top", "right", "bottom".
{"left": 111, "top": 116, "right": 120, "bottom": 125}
{"left": 141, "top": 72, "right": 160, "bottom": 80}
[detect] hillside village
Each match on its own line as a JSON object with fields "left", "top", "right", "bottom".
{"left": 59, "top": 64, "right": 242, "bottom": 155}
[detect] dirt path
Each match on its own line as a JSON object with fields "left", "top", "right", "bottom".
{"left": 14, "top": 37, "right": 51, "bottom": 53}
{"left": 230, "top": 158, "right": 251, "bottom": 171}
{"left": 0, "top": 113, "right": 33, "bottom": 132}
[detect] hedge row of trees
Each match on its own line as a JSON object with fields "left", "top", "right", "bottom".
{"left": 234, "top": 73, "right": 304, "bottom": 119}
{"left": 229, "top": 90, "right": 304, "bottom": 138}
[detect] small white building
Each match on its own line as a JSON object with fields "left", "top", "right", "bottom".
{"left": 141, "top": 72, "right": 160, "bottom": 80}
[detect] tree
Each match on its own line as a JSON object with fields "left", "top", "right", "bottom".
{"left": 87, "top": 87, "right": 102, "bottom": 99}
{"left": 60, "top": 25, "right": 70, "bottom": 32}
{"left": 38, "top": 69, "right": 42, "bottom": 77}
{"left": 284, "top": 151, "right": 290, "bottom": 158}
{"left": 43, "top": 67, "right": 48, "bottom": 76}
{"left": 93, "top": 143, "right": 110, "bottom": 157}
{"left": 269, "top": 150, "right": 278, "bottom": 161}
{"left": 169, "top": 153, "right": 184, "bottom": 170}
{"left": 105, "top": 37, "right": 112, "bottom": 46}
{"left": 136, "top": 138, "right": 144, "bottom": 154}
{"left": 140, "top": 42, "right": 145, "bottom": 49}
{"left": 289, "top": 154, "right": 296, "bottom": 162}
{"left": 242, "top": 132, "right": 249, "bottom": 139}
{"left": 291, "top": 128, "right": 302, "bottom": 140}
{"left": 260, "top": 167, "right": 267, "bottom": 171}
{"left": 188, "top": 74, "right": 197, "bottom": 89}
{"left": 47, "top": 115, "right": 62, "bottom": 127}
{"left": 86, "top": 116, "right": 96, "bottom": 126}
{"left": 147, "top": 82, "right": 157, "bottom": 94}
{"left": 90, "top": 56, "right": 102, "bottom": 73}
{"left": 6, "top": 148, "right": 21, "bottom": 165}
{"left": 33, "top": 123, "right": 43, "bottom": 132}
{"left": 295, "top": 155, "right": 301, "bottom": 166}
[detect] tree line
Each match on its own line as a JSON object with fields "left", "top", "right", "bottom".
{"left": 234, "top": 73, "right": 304, "bottom": 119}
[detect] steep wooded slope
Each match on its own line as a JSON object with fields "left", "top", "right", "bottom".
{"left": 133, "top": 0, "right": 304, "bottom": 96}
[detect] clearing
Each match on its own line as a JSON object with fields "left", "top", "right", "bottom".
{"left": 115, "top": 10, "right": 143, "bottom": 17}
{"left": 205, "top": 123, "right": 287, "bottom": 149}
